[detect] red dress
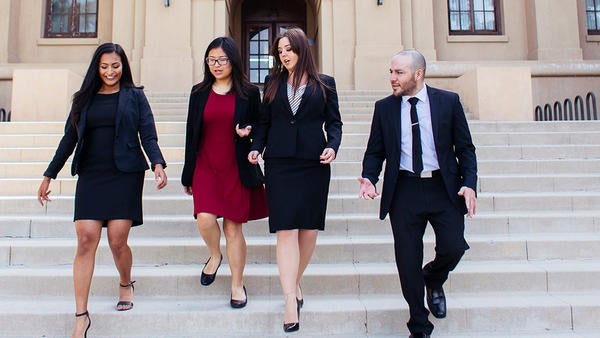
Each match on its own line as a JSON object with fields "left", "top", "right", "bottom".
{"left": 192, "top": 90, "right": 268, "bottom": 223}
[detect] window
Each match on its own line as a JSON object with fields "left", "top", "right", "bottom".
{"left": 586, "top": 0, "right": 600, "bottom": 35}
{"left": 44, "top": 0, "right": 98, "bottom": 38}
{"left": 448, "top": 0, "right": 500, "bottom": 35}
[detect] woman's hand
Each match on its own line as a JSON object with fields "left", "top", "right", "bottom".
{"left": 183, "top": 186, "right": 193, "bottom": 195}
{"left": 235, "top": 124, "right": 252, "bottom": 138}
{"left": 37, "top": 177, "right": 52, "bottom": 206}
{"left": 154, "top": 164, "right": 168, "bottom": 190}
{"left": 320, "top": 148, "right": 336, "bottom": 164}
{"left": 248, "top": 150, "right": 260, "bottom": 164}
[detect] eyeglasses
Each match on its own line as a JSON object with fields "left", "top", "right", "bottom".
{"left": 206, "top": 57, "right": 229, "bottom": 66}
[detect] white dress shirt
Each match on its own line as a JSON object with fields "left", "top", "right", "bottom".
{"left": 399, "top": 85, "right": 440, "bottom": 173}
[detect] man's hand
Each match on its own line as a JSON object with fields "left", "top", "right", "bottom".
{"left": 358, "top": 177, "right": 379, "bottom": 200}
{"left": 458, "top": 186, "right": 477, "bottom": 218}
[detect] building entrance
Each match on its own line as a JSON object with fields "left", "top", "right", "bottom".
{"left": 242, "top": 0, "right": 306, "bottom": 84}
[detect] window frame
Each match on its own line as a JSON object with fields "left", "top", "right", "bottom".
{"left": 44, "top": 0, "right": 98, "bottom": 38}
{"left": 447, "top": 0, "right": 501, "bottom": 36}
{"left": 586, "top": 0, "right": 600, "bottom": 35}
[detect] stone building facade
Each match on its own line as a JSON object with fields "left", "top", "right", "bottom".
{"left": 1, "top": 0, "right": 600, "bottom": 120}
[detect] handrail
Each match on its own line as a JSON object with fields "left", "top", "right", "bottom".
{"left": 0, "top": 108, "right": 10, "bottom": 122}
{"left": 535, "top": 92, "right": 597, "bottom": 121}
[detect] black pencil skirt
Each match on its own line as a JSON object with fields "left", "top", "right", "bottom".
{"left": 264, "top": 158, "right": 330, "bottom": 233}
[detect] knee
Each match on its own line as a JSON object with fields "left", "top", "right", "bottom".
{"left": 196, "top": 214, "right": 217, "bottom": 231}
{"left": 223, "top": 223, "right": 243, "bottom": 241}
{"left": 76, "top": 233, "right": 99, "bottom": 256}
{"left": 108, "top": 237, "right": 129, "bottom": 254}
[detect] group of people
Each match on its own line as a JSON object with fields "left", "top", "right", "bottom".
{"left": 36, "top": 26, "right": 476, "bottom": 338}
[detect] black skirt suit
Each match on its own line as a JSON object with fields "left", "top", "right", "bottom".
{"left": 251, "top": 74, "right": 342, "bottom": 232}
{"left": 43, "top": 87, "right": 166, "bottom": 226}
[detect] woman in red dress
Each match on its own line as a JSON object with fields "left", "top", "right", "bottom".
{"left": 181, "top": 37, "right": 268, "bottom": 308}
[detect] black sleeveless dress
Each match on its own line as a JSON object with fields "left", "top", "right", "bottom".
{"left": 74, "top": 92, "right": 145, "bottom": 227}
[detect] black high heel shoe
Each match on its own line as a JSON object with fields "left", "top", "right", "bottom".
{"left": 230, "top": 285, "right": 248, "bottom": 308}
{"left": 116, "top": 280, "right": 135, "bottom": 311}
{"left": 283, "top": 298, "right": 300, "bottom": 333}
{"left": 75, "top": 311, "right": 91, "bottom": 338}
{"left": 200, "top": 255, "right": 222, "bottom": 286}
{"left": 296, "top": 284, "right": 304, "bottom": 308}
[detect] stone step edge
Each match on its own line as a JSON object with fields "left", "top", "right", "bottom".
{"left": 3, "top": 232, "right": 600, "bottom": 246}
{"left": 2, "top": 260, "right": 599, "bottom": 275}
{"left": 0, "top": 292, "right": 596, "bottom": 338}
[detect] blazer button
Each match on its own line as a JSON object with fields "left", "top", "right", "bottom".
{"left": 290, "top": 119, "right": 296, "bottom": 125}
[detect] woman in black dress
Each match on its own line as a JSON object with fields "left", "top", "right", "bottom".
{"left": 37, "top": 43, "right": 167, "bottom": 338}
{"left": 249, "top": 27, "right": 342, "bottom": 332}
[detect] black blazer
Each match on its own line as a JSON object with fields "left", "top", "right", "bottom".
{"left": 251, "top": 73, "right": 343, "bottom": 160}
{"left": 44, "top": 87, "right": 166, "bottom": 179}
{"left": 361, "top": 86, "right": 477, "bottom": 219}
{"left": 181, "top": 84, "right": 264, "bottom": 188}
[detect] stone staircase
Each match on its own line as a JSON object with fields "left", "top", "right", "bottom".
{"left": 0, "top": 91, "right": 599, "bottom": 337}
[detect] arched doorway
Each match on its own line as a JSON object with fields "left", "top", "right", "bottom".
{"left": 241, "top": 0, "right": 307, "bottom": 84}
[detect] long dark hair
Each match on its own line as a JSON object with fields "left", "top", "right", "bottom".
{"left": 69, "top": 43, "right": 138, "bottom": 128}
{"left": 263, "top": 27, "right": 329, "bottom": 104}
{"left": 193, "top": 37, "right": 254, "bottom": 99}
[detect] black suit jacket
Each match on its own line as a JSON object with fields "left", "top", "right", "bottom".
{"left": 181, "top": 85, "right": 264, "bottom": 188}
{"left": 251, "top": 74, "right": 343, "bottom": 159}
{"left": 361, "top": 86, "right": 477, "bottom": 220}
{"left": 44, "top": 87, "right": 166, "bottom": 179}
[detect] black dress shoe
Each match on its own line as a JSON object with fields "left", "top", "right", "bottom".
{"left": 426, "top": 286, "right": 447, "bottom": 318}
{"left": 230, "top": 286, "right": 247, "bottom": 308}
{"left": 200, "top": 255, "right": 222, "bottom": 286}
{"left": 408, "top": 333, "right": 430, "bottom": 338}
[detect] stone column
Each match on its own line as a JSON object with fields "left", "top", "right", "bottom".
{"left": 408, "top": 0, "right": 437, "bottom": 61}
{"left": 353, "top": 0, "right": 403, "bottom": 90}
{"left": 140, "top": 0, "right": 193, "bottom": 92}
{"left": 111, "top": 0, "right": 138, "bottom": 79}
{"left": 190, "top": 0, "right": 228, "bottom": 85}
{"left": 0, "top": 0, "right": 11, "bottom": 63}
{"left": 526, "top": 0, "right": 582, "bottom": 60}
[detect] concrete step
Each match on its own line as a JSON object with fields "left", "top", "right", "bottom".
{"left": 2, "top": 121, "right": 600, "bottom": 138}
{"left": 3, "top": 143, "right": 600, "bottom": 162}
{"left": 0, "top": 210, "right": 598, "bottom": 239}
{"left": 2, "top": 191, "right": 599, "bottom": 216}
{"left": 5, "top": 172, "right": 600, "bottom": 195}
{"left": 1, "top": 211, "right": 598, "bottom": 239}
{"left": 1, "top": 292, "right": 595, "bottom": 337}
{"left": 2, "top": 158, "right": 599, "bottom": 179}
{"left": 2, "top": 233, "right": 600, "bottom": 268}
{"left": 4, "top": 131, "right": 600, "bottom": 149}
{"left": 1, "top": 259, "right": 599, "bottom": 297}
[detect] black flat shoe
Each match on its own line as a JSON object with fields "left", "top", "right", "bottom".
{"left": 75, "top": 311, "right": 91, "bottom": 338}
{"left": 200, "top": 255, "right": 222, "bottom": 286}
{"left": 116, "top": 281, "right": 135, "bottom": 311}
{"left": 283, "top": 322, "right": 299, "bottom": 333}
{"left": 426, "top": 286, "right": 446, "bottom": 319}
{"left": 230, "top": 286, "right": 247, "bottom": 308}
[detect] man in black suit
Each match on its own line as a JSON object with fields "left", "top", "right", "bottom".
{"left": 358, "top": 49, "right": 477, "bottom": 338}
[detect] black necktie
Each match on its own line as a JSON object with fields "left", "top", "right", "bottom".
{"left": 408, "top": 97, "right": 423, "bottom": 175}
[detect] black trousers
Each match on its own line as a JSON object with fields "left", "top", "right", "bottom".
{"left": 388, "top": 172, "right": 469, "bottom": 335}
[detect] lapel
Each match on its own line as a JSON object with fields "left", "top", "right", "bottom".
{"left": 115, "top": 88, "right": 126, "bottom": 137}
{"left": 233, "top": 93, "right": 245, "bottom": 127}
{"left": 193, "top": 89, "right": 210, "bottom": 134}
{"left": 277, "top": 74, "right": 295, "bottom": 117}
{"left": 426, "top": 86, "right": 440, "bottom": 143}
{"left": 389, "top": 95, "right": 402, "bottom": 156}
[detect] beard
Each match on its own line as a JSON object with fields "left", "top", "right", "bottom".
{"left": 391, "top": 78, "right": 418, "bottom": 97}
